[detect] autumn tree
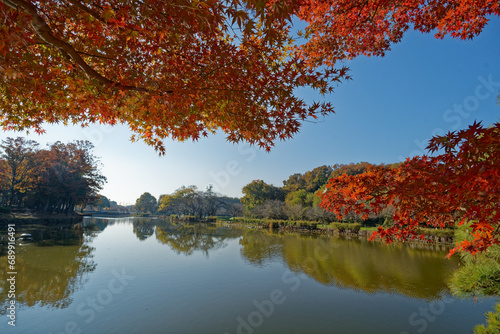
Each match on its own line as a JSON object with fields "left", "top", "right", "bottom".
{"left": 320, "top": 122, "right": 500, "bottom": 256}
{"left": 2, "top": 1, "right": 497, "bottom": 152}
{"left": 296, "top": 0, "right": 500, "bottom": 66}
{"left": 0, "top": 0, "right": 347, "bottom": 153}
{"left": 27, "top": 140, "right": 107, "bottom": 214}
{"left": 0, "top": 137, "right": 106, "bottom": 213}
{"left": 0, "top": 137, "right": 39, "bottom": 207}
{"left": 2, "top": 0, "right": 498, "bottom": 249}
{"left": 282, "top": 163, "right": 378, "bottom": 221}
{"left": 244, "top": 163, "right": 392, "bottom": 221}
{"left": 287, "top": 1, "right": 499, "bottom": 255}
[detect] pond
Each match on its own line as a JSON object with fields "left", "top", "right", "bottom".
{"left": 0, "top": 217, "right": 496, "bottom": 333}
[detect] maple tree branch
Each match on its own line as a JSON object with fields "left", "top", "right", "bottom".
{"left": 366, "top": 3, "right": 383, "bottom": 26}
{"left": 337, "top": 0, "right": 369, "bottom": 15}
{"left": 1, "top": 0, "right": 153, "bottom": 93}
{"left": 77, "top": 51, "right": 119, "bottom": 61}
{"left": 64, "top": 0, "right": 105, "bottom": 23}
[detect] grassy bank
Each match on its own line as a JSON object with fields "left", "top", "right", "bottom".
{"left": 225, "top": 217, "right": 454, "bottom": 244}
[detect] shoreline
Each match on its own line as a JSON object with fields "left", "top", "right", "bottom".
{"left": 0, "top": 213, "right": 84, "bottom": 226}
{"left": 221, "top": 221, "right": 456, "bottom": 246}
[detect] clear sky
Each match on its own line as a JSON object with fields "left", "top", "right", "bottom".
{"left": 1, "top": 19, "right": 499, "bottom": 205}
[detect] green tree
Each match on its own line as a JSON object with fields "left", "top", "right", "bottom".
{"left": 282, "top": 173, "right": 306, "bottom": 193}
{"left": 448, "top": 221, "right": 500, "bottom": 333}
{"left": 474, "top": 303, "right": 500, "bottom": 334}
{"left": 285, "top": 189, "right": 316, "bottom": 207}
{"left": 241, "top": 180, "right": 285, "bottom": 211}
{"left": 135, "top": 192, "right": 157, "bottom": 214}
{"left": 283, "top": 165, "right": 334, "bottom": 194}
{"left": 158, "top": 186, "right": 201, "bottom": 216}
{"left": 302, "top": 165, "right": 334, "bottom": 193}
{"left": 157, "top": 194, "right": 175, "bottom": 215}
{"left": 158, "top": 185, "right": 228, "bottom": 218}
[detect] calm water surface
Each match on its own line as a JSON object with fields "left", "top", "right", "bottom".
{"left": 0, "top": 217, "right": 496, "bottom": 333}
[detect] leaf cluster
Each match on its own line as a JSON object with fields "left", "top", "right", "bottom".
{"left": 2, "top": 0, "right": 497, "bottom": 151}
{"left": 320, "top": 122, "right": 500, "bottom": 256}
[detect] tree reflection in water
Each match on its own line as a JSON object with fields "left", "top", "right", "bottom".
{"left": 240, "top": 229, "right": 459, "bottom": 300}
{"left": 155, "top": 220, "right": 242, "bottom": 256}
{"left": 132, "top": 218, "right": 156, "bottom": 241}
{"left": 0, "top": 218, "right": 460, "bottom": 315}
{"left": 0, "top": 222, "right": 100, "bottom": 313}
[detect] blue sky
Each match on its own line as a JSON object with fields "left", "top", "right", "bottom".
{"left": 1, "top": 19, "right": 499, "bottom": 205}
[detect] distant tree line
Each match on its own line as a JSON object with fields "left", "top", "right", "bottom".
{"left": 241, "top": 162, "right": 399, "bottom": 224}
{"left": 0, "top": 137, "right": 106, "bottom": 214}
{"left": 78, "top": 194, "right": 130, "bottom": 214}
{"left": 134, "top": 185, "right": 243, "bottom": 218}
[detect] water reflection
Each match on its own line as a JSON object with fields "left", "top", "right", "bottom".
{"left": 0, "top": 223, "right": 97, "bottom": 313}
{"left": 0, "top": 218, "right": 461, "bottom": 317}
{"left": 132, "top": 218, "right": 156, "bottom": 241}
{"left": 240, "top": 229, "right": 459, "bottom": 300}
{"left": 155, "top": 220, "right": 242, "bottom": 256}
{"left": 89, "top": 217, "right": 243, "bottom": 256}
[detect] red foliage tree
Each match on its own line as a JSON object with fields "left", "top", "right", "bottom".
{"left": 1, "top": 0, "right": 498, "bottom": 152}
{"left": 0, "top": 0, "right": 344, "bottom": 153}
{"left": 296, "top": 0, "right": 500, "bottom": 66}
{"left": 2, "top": 1, "right": 498, "bottom": 252}
{"left": 320, "top": 122, "right": 500, "bottom": 256}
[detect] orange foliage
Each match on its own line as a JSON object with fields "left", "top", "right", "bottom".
{"left": 296, "top": 0, "right": 500, "bottom": 66}
{"left": 2, "top": 0, "right": 498, "bottom": 152}
{"left": 320, "top": 122, "right": 500, "bottom": 256}
{"left": 0, "top": 0, "right": 343, "bottom": 153}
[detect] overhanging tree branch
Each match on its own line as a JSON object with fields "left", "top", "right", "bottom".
{"left": 1, "top": 0, "right": 153, "bottom": 93}
{"left": 64, "top": 0, "right": 105, "bottom": 23}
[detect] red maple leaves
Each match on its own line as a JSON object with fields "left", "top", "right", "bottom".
{"left": 0, "top": 0, "right": 344, "bottom": 153}
{"left": 320, "top": 122, "right": 500, "bottom": 256}
{"left": 2, "top": 1, "right": 497, "bottom": 152}
{"left": 296, "top": 0, "right": 500, "bottom": 66}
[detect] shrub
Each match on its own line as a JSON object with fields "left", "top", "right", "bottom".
{"left": 474, "top": 303, "right": 500, "bottom": 334}
{"left": 331, "top": 222, "right": 361, "bottom": 233}
{"left": 417, "top": 227, "right": 454, "bottom": 238}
